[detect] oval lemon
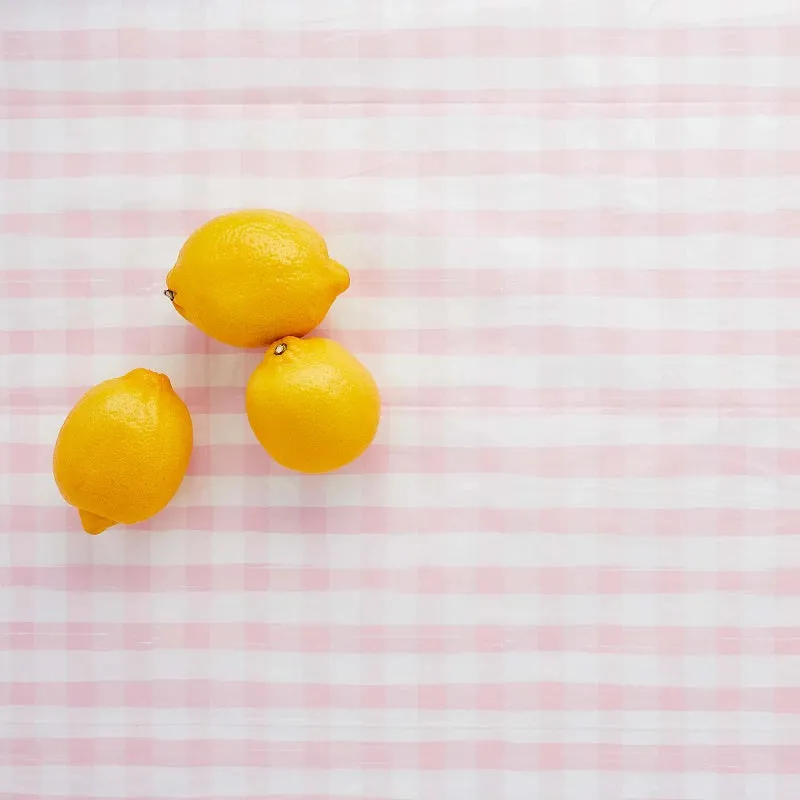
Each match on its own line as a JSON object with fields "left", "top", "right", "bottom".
{"left": 53, "top": 369, "right": 193, "bottom": 534}
{"left": 165, "top": 210, "right": 350, "bottom": 348}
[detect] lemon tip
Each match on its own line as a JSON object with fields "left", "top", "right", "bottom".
{"left": 328, "top": 259, "right": 350, "bottom": 293}
{"left": 78, "top": 509, "right": 117, "bottom": 536}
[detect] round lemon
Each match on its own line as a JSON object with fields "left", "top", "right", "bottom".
{"left": 246, "top": 337, "right": 381, "bottom": 474}
{"left": 165, "top": 209, "right": 350, "bottom": 348}
{"left": 53, "top": 369, "right": 193, "bottom": 535}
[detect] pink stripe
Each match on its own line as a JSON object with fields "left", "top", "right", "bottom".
{"left": 2, "top": 208, "right": 798, "bottom": 237}
{"left": 2, "top": 27, "right": 798, "bottom": 59}
{"left": 5, "top": 387, "right": 800, "bottom": 417}
{"left": 2, "top": 622, "right": 796, "bottom": 655}
{"left": 2, "top": 564, "right": 798, "bottom": 595}
{"left": 3, "top": 86, "right": 800, "bottom": 110}
{"left": 4, "top": 325, "right": 800, "bottom": 356}
{"left": 3, "top": 680, "right": 798, "bottom": 713}
{"left": 8, "top": 442, "right": 800, "bottom": 478}
{"left": 4, "top": 149, "right": 799, "bottom": 179}
{"left": 6, "top": 267, "right": 800, "bottom": 300}
{"left": 2, "top": 739, "right": 798, "bottom": 770}
{"left": 2, "top": 506, "right": 799, "bottom": 537}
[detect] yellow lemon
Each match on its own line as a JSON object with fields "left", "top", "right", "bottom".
{"left": 246, "top": 337, "right": 381, "bottom": 474}
{"left": 53, "top": 369, "right": 193, "bottom": 535}
{"left": 165, "top": 209, "right": 350, "bottom": 348}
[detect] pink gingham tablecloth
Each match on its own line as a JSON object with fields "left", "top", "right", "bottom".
{"left": 1, "top": 1, "right": 800, "bottom": 798}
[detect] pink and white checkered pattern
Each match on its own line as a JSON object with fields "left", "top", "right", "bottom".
{"left": 2, "top": 1, "right": 800, "bottom": 797}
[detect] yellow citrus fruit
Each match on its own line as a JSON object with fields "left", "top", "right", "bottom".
{"left": 246, "top": 337, "right": 381, "bottom": 474}
{"left": 165, "top": 209, "right": 350, "bottom": 348}
{"left": 52, "top": 369, "right": 193, "bottom": 535}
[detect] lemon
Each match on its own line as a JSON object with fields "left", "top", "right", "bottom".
{"left": 246, "top": 337, "right": 380, "bottom": 474}
{"left": 53, "top": 369, "right": 193, "bottom": 535}
{"left": 165, "top": 210, "right": 350, "bottom": 348}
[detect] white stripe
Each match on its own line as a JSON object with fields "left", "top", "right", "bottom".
{"left": 0, "top": 708, "right": 794, "bottom": 742}
{"left": 5, "top": 0, "right": 796, "bottom": 30}
{"left": 0, "top": 585, "right": 797, "bottom": 627}
{"left": 2, "top": 115, "right": 789, "bottom": 154}
{"left": 1, "top": 528, "right": 787, "bottom": 573}
{"left": 0, "top": 294, "right": 793, "bottom": 333}
{"left": 4, "top": 175, "right": 800, "bottom": 215}
{"left": 8, "top": 410, "right": 791, "bottom": 449}
{"left": 0, "top": 769, "right": 785, "bottom": 800}
{"left": 2, "top": 235, "right": 799, "bottom": 273}
{"left": 0, "top": 647, "right": 796, "bottom": 686}
{"left": 3, "top": 56, "right": 798, "bottom": 92}
{"left": 11, "top": 472, "right": 800, "bottom": 510}
{"left": 0, "top": 771, "right": 789, "bottom": 800}
{"left": 4, "top": 353, "right": 798, "bottom": 391}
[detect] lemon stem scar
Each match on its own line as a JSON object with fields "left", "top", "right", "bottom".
{"left": 274, "top": 343, "right": 287, "bottom": 355}
{"left": 164, "top": 289, "right": 176, "bottom": 301}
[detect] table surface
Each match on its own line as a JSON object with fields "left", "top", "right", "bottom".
{"left": 2, "top": 1, "right": 800, "bottom": 798}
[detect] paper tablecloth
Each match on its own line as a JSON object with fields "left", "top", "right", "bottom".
{"left": 2, "top": 1, "right": 799, "bottom": 798}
